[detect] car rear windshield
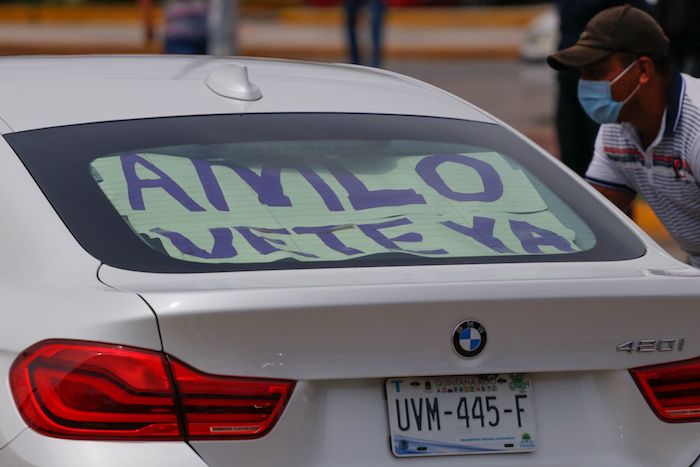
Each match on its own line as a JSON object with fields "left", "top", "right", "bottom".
{"left": 5, "top": 113, "right": 645, "bottom": 272}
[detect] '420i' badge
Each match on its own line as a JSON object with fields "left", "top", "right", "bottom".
{"left": 452, "top": 320, "right": 487, "bottom": 358}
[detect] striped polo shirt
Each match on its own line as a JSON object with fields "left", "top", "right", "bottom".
{"left": 585, "top": 71, "right": 700, "bottom": 266}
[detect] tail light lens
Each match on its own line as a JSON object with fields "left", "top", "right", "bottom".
{"left": 171, "top": 359, "right": 294, "bottom": 439}
{"left": 10, "top": 340, "right": 294, "bottom": 440}
{"left": 631, "top": 357, "right": 700, "bottom": 422}
{"left": 10, "top": 341, "right": 180, "bottom": 440}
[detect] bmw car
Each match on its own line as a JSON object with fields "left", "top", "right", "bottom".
{"left": 0, "top": 55, "right": 700, "bottom": 466}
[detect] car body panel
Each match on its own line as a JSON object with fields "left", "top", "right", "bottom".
{"left": 99, "top": 261, "right": 700, "bottom": 379}
{"left": 189, "top": 374, "right": 700, "bottom": 467}
{"left": 0, "top": 137, "right": 163, "bottom": 452}
{"left": 0, "top": 56, "right": 492, "bottom": 133}
{"left": 98, "top": 251, "right": 700, "bottom": 466}
{"left": 0, "top": 429, "right": 208, "bottom": 467}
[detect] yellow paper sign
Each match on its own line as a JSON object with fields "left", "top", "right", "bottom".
{"left": 91, "top": 151, "right": 583, "bottom": 264}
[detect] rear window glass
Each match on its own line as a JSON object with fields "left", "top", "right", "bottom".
{"left": 5, "top": 113, "right": 644, "bottom": 272}
{"left": 90, "top": 149, "right": 585, "bottom": 264}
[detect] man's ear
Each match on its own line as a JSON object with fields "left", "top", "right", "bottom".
{"left": 638, "top": 56, "right": 654, "bottom": 85}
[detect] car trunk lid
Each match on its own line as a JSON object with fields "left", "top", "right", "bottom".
{"left": 98, "top": 261, "right": 700, "bottom": 380}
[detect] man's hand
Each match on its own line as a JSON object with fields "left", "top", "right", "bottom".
{"left": 592, "top": 184, "right": 636, "bottom": 214}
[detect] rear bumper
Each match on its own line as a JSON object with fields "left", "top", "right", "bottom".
{"left": 2, "top": 374, "right": 700, "bottom": 467}
{"left": 190, "top": 373, "right": 700, "bottom": 467}
{"left": 0, "top": 429, "right": 208, "bottom": 467}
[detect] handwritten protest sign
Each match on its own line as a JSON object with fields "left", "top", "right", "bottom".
{"left": 90, "top": 151, "right": 585, "bottom": 264}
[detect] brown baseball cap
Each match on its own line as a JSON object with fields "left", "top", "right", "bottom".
{"left": 547, "top": 5, "right": 670, "bottom": 71}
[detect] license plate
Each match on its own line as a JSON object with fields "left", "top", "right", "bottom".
{"left": 386, "top": 374, "right": 536, "bottom": 457}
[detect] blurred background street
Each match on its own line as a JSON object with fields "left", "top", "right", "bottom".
{"left": 0, "top": 0, "right": 685, "bottom": 261}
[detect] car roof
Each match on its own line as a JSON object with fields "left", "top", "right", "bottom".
{"left": 0, "top": 55, "right": 495, "bottom": 133}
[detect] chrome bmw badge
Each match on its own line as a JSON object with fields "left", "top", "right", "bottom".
{"left": 452, "top": 320, "right": 487, "bottom": 358}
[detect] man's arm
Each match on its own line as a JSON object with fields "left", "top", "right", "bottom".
{"left": 590, "top": 183, "right": 636, "bottom": 213}
{"left": 585, "top": 128, "right": 636, "bottom": 213}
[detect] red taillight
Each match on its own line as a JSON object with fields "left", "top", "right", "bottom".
{"left": 171, "top": 359, "right": 294, "bottom": 439}
{"left": 631, "top": 357, "right": 700, "bottom": 423}
{"left": 10, "top": 340, "right": 180, "bottom": 440}
{"left": 10, "top": 340, "right": 295, "bottom": 440}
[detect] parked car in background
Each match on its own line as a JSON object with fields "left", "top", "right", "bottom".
{"left": 0, "top": 56, "right": 699, "bottom": 466}
{"left": 520, "top": 7, "right": 558, "bottom": 61}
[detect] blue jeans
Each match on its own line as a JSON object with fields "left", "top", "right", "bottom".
{"left": 344, "top": 0, "right": 386, "bottom": 67}
{"left": 165, "top": 37, "right": 208, "bottom": 55}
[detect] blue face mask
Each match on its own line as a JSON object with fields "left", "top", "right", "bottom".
{"left": 577, "top": 61, "right": 641, "bottom": 124}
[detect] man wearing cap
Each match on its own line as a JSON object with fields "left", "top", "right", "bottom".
{"left": 553, "top": 0, "right": 652, "bottom": 177}
{"left": 548, "top": 5, "right": 700, "bottom": 267}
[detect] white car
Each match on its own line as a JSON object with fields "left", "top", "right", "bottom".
{"left": 0, "top": 55, "right": 699, "bottom": 467}
{"left": 520, "top": 8, "right": 558, "bottom": 62}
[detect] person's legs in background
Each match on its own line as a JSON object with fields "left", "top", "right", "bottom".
{"left": 345, "top": 0, "right": 363, "bottom": 65}
{"left": 369, "top": 0, "right": 386, "bottom": 68}
{"left": 165, "top": 37, "right": 207, "bottom": 54}
{"left": 163, "top": 0, "right": 208, "bottom": 55}
{"left": 556, "top": 70, "right": 599, "bottom": 177}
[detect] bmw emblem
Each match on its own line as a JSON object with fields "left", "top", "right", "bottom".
{"left": 452, "top": 320, "right": 487, "bottom": 358}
